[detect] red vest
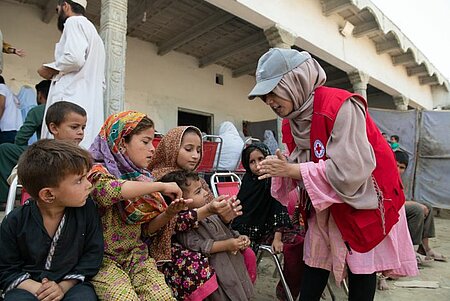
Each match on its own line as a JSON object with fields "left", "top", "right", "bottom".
{"left": 310, "top": 86, "right": 405, "bottom": 253}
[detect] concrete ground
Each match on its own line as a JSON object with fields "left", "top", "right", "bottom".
{"left": 252, "top": 209, "right": 450, "bottom": 301}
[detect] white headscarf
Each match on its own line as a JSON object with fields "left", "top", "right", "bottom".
{"left": 263, "top": 130, "right": 278, "bottom": 155}
{"left": 217, "top": 121, "right": 244, "bottom": 170}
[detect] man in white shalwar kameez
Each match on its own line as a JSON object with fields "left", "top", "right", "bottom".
{"left": 38, "top": 0, "right": 105, "bottom": 148}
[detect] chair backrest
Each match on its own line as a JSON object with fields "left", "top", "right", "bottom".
{"left": 210, "top": 172, "right": 241, "bottom": 198}
{"left": 152, "top": 132, "right": 164, "bottom": 148}
{"left": 5, "top": 175, "right": 20, "bottom": 215}
{"left": 152, "top": 137, "right": 162, "bottom": 148}
{"left": 197, "top": 135, "right": 222, "bottom": 173}
{"left": 234, "top": 137, "right": 261, "bottom": 172}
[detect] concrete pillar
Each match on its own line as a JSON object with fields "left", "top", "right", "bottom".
{"left": 264, "top": 24, "right": 296, "bottom": 151}
{"left": 393, "top": 95, "right": 409, "bottom": 111}
{"left": 0, "top": 30, "right": 3, "bottom": 74}
{"left": 100, "top": 0, "right": 128, "bottom": 117}
{"left": 348, "top": 70, "right": 370, "bottom": 100}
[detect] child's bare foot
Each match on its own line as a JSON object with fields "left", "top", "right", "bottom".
{"left": 377, "top": 274, "right": 389, "bottom": 290}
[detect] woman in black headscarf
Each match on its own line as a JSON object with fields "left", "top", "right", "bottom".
{"left": 232, "top": 142, "right": 292, "bottom": 252}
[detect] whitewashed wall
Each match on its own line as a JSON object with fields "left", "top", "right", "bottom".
{"left": 0, "top": 1, "right": 274, "bottom": 135}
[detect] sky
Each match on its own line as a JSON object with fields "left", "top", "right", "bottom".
{"left": 371, "top": 0, "right": 450, "bottom": 81}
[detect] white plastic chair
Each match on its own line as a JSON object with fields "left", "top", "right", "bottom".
{"left": 5, "top": 175, "right": 20, "bottom": 215}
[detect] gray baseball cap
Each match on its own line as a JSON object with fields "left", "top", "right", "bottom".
{"left": 248, "top": 48, "right": 311, "bottom": 100}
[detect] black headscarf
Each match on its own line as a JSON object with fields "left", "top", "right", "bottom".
{"left": 232, "top": 142, "right": 292, "bottom": 245}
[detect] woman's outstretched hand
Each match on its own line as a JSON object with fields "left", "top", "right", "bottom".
{"left": 257, "top": 149, "right": 288, "bottom": 180}
{"left": 257, "top": 149, "right": 303, "bottom": 180}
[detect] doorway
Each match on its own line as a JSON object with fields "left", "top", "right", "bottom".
{"left": 177, "top": 108, "right": 213, "bottom": 135}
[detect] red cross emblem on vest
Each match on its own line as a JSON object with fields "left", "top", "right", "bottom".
{"left": 313, "top": 139, "right": 325, "bottom": 159}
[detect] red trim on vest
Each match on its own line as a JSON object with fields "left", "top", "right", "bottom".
{"left": 310, "top": 87, "right": 405, "bottom": 253}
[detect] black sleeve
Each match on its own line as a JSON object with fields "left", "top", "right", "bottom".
{"left": 0, "top": 212, "right": 30, "bottom": 291}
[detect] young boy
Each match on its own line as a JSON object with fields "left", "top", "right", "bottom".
{"left": 1, "top": 101, "right": 87, "bottom": 210}
{"left": 160, "top": 170, "right": 254, "bottom": 301}
{"left": 0, "top": 139, "right": 103, "bottom": 300}
{"left": 44, "top": 101, "right": 87, "bottom": 145}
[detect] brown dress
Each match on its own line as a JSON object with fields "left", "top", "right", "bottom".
{"left": 177, "top": 215, "right": 254, "bottom": 301}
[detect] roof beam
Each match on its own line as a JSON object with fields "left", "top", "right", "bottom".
{"left": 158, "top": 11, "right": 234, "bottom": 56}
{"left": 128, "top": 0, "right": 172, "bottom": 34}
{"left": 232, "top": 62, "right": 257, "bottom": 78}
{"left": 375, "top": 39, "right": 400, "bottom": 54}
{"left": 353, "top": 21, "right": 379, "bottom": 38}
{"left": 419, "top": 75, "right": 440, "bottom": 85}
{"left": 42, "top": 0, "right": 55, "bottom": 24}
{"left": 127, "top": 0, "right": 148, "bottom": 34}
{"left": 407, "top": 65, "right": 429, "bottom": 76}
{"left": 322, "top": 0, "right": 353, "bottom": 16}
{"left": 199, "top": 32, "right": 266, "bottom": 68}
{"left": 392, "top": 53, "right": 415, "bottom": 66}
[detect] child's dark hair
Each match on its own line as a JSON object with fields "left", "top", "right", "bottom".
{"left": 17, "top": 139, "right": 92, "bottom": 200}
{"left": 394, "top": 150, "right": 409, "bottom": 169}
{"left": 45, "top": 101, "right": 87, "bottom": 133}
{"left": 159, "top": 170, "right": 200, "bottom": 204}
{"left": 124, "top": 116, "right": 154, "bottom": 143}
{"left": 160, "top": 170, "right": 200, "bottom": 190}
{"left": 35, "top": 80, "right": 51, "bottom": 99}
{"left": 391, "top": 135, "right": 400, "bottom": 142}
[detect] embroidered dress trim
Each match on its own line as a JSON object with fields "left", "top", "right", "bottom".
{"left": 45, "top": 214, "right": 66, "bottom": 270}
{"left": 5, "top": 272, "right": 31, "bottom": 293}
{"left": 63, "top": 274, "right": 85, "bottom": 282}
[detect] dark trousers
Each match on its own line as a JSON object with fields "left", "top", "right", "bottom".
{"left": 299, "top": 264, "right": 376, "bottom": 301}
{"left": 3, "top": 282, "right": 97, "bottom": 301}
{"left": 0, "top": 143, "right": 26, "bottom": 202}
{"left": 0, "top": 131, "right": 17, "bottom": 145}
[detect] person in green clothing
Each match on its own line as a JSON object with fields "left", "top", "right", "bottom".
{"left": 0, "top": 80, "right": 50, "bottom": 208}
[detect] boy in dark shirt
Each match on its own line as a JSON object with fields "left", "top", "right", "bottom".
{"left": 0, "top": 139, "right": 103, "bottom": 300}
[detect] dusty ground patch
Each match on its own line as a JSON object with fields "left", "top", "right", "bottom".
{"left": 253, "top": 209, "right": 450, "bottom": 301}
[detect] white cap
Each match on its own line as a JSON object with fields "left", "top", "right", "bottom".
{"left": 72, "top": 0, "right": 87, "bottom": 9}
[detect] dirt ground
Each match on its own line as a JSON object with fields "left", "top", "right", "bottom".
{"left": 1, "top": 209, "right": 448, "bottom": 300}
{"left": 252, "top": 209, "right": 450, "bottom": 301}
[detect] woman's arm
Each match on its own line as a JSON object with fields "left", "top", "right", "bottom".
{"left": 325, "top": 99, "right": 378, "bottom": 209}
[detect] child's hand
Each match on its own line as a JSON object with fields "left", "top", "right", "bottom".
{"left": 36, "top": 278, "right": 64, "bottom": 301}
{"left": 159, "top": 182, "right": 182, "bottom": 201}
{"left": 207, "top": 195, "right": 230, "bottom": 214}
{"left": 238, "top": 235, "right": 251, "bottom": 250}
{"left": 272, "top": 239, "right": 284, "bottom": 254}
{"left": 166, "top": 198, "right": 192, "bottom": 217}
{"left": 214, "top": 196, "right": 242, "bottom": 223}
{"left": 227, "top": 238, "right": 243, "bottom": 253}
{"left": 230, "top": 198, "right": 243, "bottom": 217}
